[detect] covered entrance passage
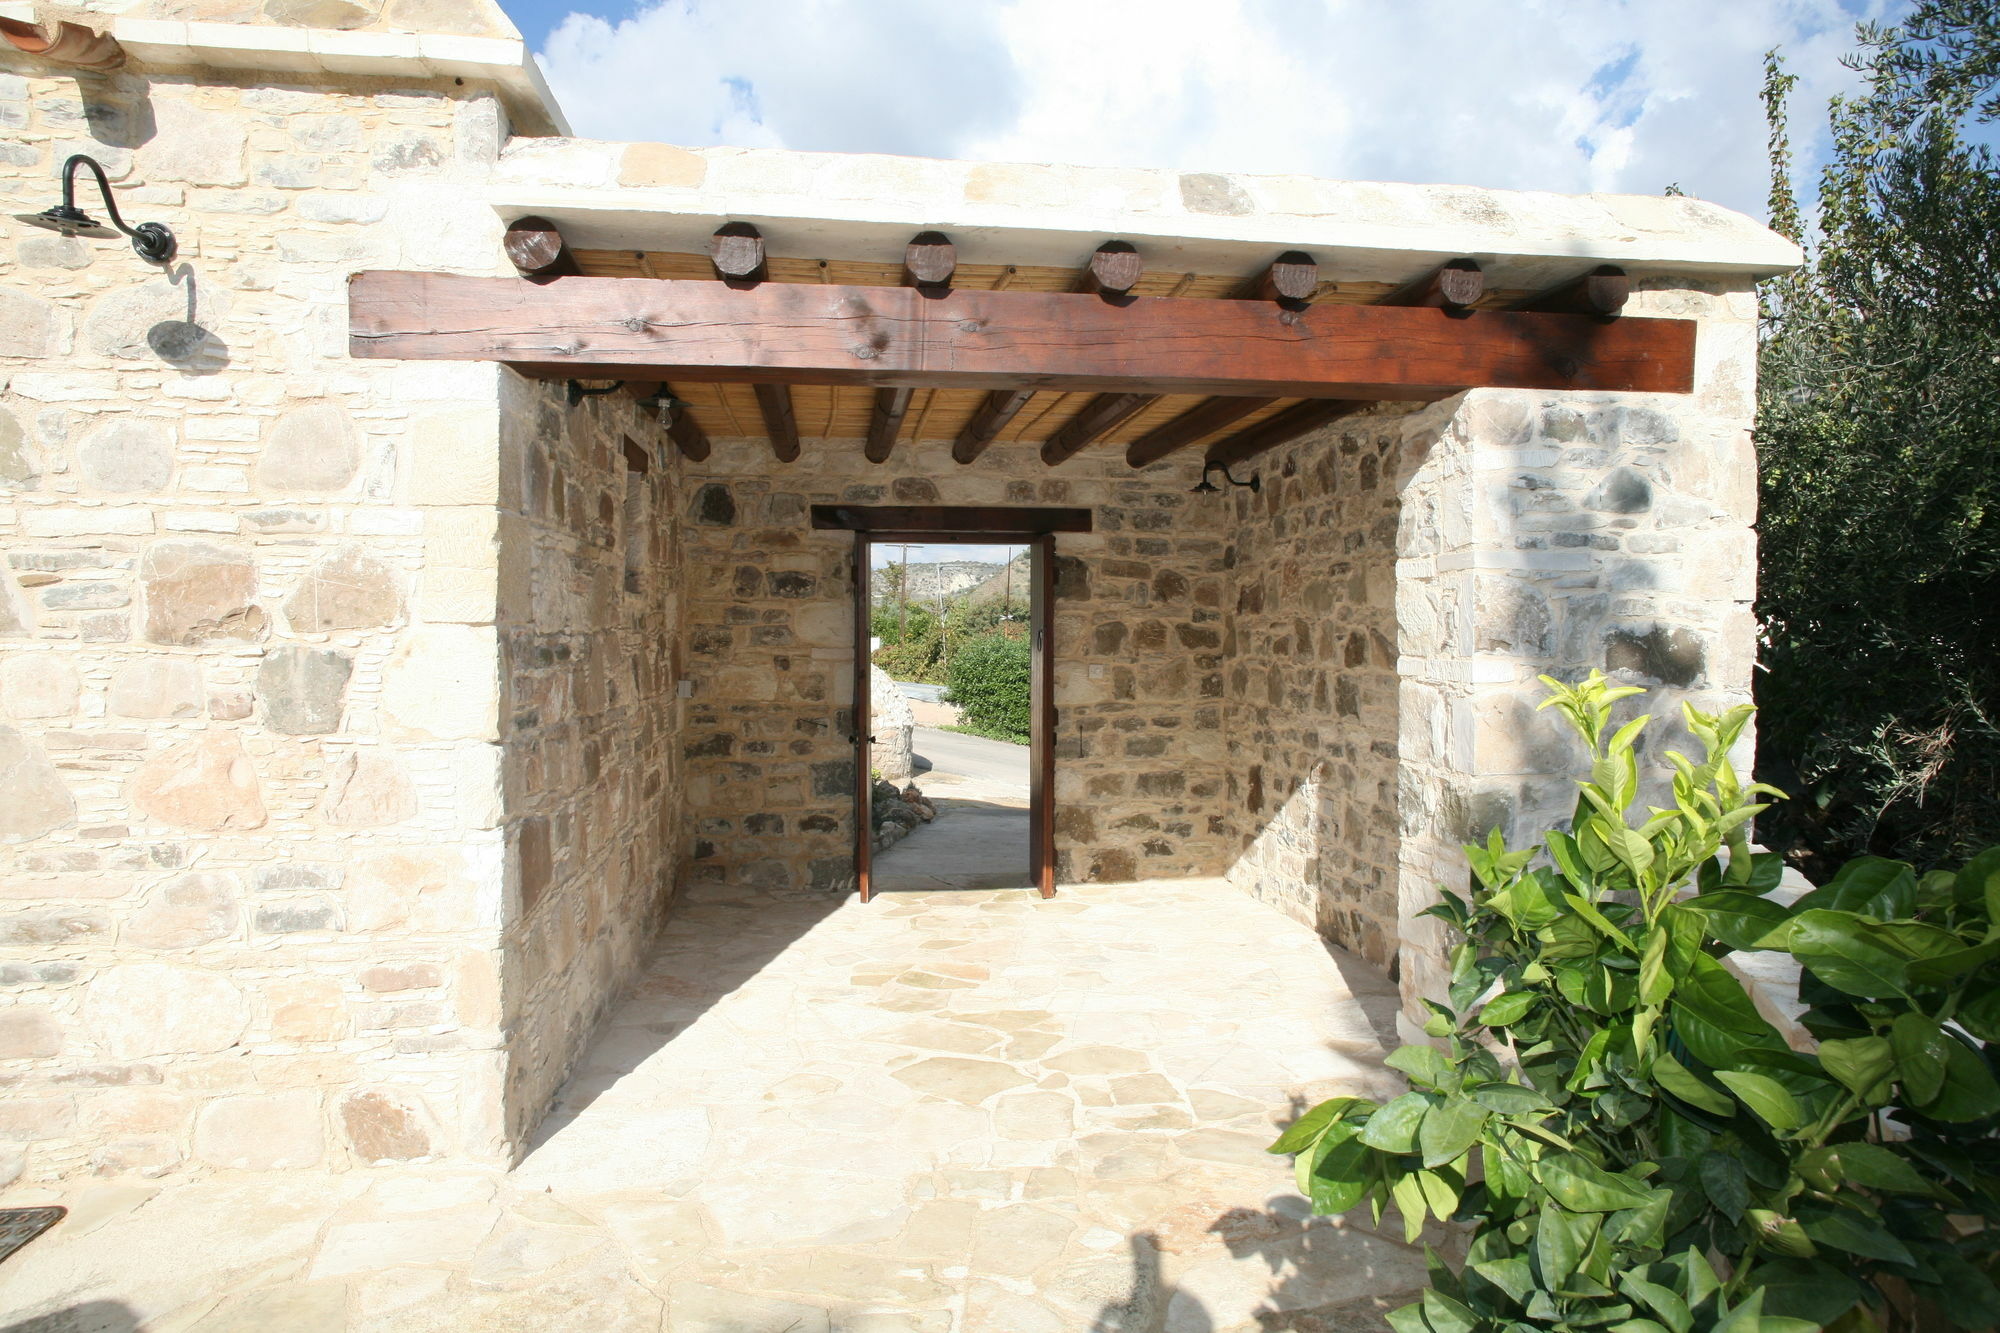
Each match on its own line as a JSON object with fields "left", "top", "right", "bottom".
{"left": 4, "top": 876, "right": 1421, "bottom": 1330}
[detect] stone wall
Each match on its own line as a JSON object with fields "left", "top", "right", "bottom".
{"left": 494, "top": 373, "right": 686, "bottom": 1149}
{"left": 0, "top": 52, "right": 531, "bottom": 1184}
{"left": 1393, "top": 279, "right": 1761, "bottom": 1018}
{"left": 675, "top": 439, "right": 1232, "bottom": 896}
{"left": 1219, "top": 407, "right": 1418, "bottom": 972}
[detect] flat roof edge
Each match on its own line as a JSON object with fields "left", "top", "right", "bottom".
{"left": 489, "top": 141, "right": 1803, "bottom": 280}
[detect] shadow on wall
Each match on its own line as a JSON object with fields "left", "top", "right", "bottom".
{"left": 1, "top": 1302, "right": 143, "bottom": 1333}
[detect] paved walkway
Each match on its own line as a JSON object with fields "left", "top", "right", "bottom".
{"left": 2, "top": 880, "right": 1423, "bottom": 1332}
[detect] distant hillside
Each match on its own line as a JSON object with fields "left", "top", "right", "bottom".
{"left": 963, "top": 553, "right": 1032, "bottom": 606}
{"left": 871, "top": 559, "right": 1002, "bottom": 603}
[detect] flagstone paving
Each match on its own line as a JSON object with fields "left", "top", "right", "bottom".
{"left": 1, "top": 879, "right": 1426, "bottom": 1331}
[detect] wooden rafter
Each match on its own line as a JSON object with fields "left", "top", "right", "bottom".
{"left": 868, "top": 232, "right": 955, "bottom": 463}
{"left": 1127, "top": 258, "right": 1488, "bottom": 468}
{"left": 953, "top": 241, "right": 1146, "bottom": 464}
{"left": 1511, "top": 264, "right": 1629, "bottom": 316}
{"left": 1050, "top": 251, "right": 1317, "bottom": 467}
{"left": 503, "top": 217, "right": 579, "bottom": 280}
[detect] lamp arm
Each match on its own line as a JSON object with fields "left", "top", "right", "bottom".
{"left": 61, "top": 153, "right": 175, "bottom": 263}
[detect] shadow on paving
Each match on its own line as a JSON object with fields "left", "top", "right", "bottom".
{"left": 1, "top": 1301, "right": 143, "bottom": 1333}
{"left": 873, "top": 797, "right": 1033, "bottom": 893}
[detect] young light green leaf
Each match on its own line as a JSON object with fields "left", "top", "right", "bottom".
{"left": 1269, "top": 1096, "right": 1363, "bottom": 1156}
{"left": 1814, "top": 1036, "right": 1894, "bottom": 1100}
{"left": 1480, "top": 989, "right": 1538, "bottom": 1027}
{"left": 1715, "top": 1070, "right": 1804, "bottom": 1132}
{"left": 1651, "top": 1050, "right": 1736, "bottom": 1116}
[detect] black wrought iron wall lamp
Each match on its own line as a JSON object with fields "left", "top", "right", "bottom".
{"left": 1191, "top": 460, "right": 1260, "bottom": 495}
{"left": 14, "top": 154, "right": 176, "bottom": 265}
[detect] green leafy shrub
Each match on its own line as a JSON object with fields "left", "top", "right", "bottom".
{"left": 1271, "top": 672, "right": 2000, "bottom": 1332}
{"left": 943, "top": 633, "right": 1030, "bottom": 743}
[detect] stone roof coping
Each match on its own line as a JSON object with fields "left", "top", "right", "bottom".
{"left": 489, "top": 139, "right": 1803, "bottom": 285}
{"left": 0, "top": 4, "right": 569, "bottom": 136}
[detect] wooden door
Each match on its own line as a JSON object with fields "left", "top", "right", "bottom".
{"left": 1030, "top": 533, "right": 1056, "bottom": 898}
{"left": 851, "top": 531, "right": 874, "bottom": 902}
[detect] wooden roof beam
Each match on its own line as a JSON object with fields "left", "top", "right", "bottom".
{"left": 1511, "top": 264, "right": 1628, "bottom": 317}
{"left": 753, "top": 383, "right": 799, "bottom": 462}
{"left": 348, "top": 271, "right": 1695, "bottom": 398}
{"left": 869, "top": 232, "right": 956, "bottom": 463}
{"left": 1127, "top": 258, "right": 1484, "bottom": 469}
{"left": 951, "top": 389, "right": 1036, "bottom": 465}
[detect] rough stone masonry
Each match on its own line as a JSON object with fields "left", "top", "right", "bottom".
{"left": 0, "top": 0, "right": 1791, "bottom": 1187}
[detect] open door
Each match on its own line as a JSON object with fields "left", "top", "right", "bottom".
{"left": 1029, "top": 533, "right": 1056, "bottom": 898}
{"left": 851, "top": 530, "right": 874, "bottom": 902}
{"left": 818, "top": 504, "right": 1089, "bottom": 902}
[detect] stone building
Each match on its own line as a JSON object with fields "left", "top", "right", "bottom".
{"left": 0, "top": 0, "right": 1795, "bottom": 1188}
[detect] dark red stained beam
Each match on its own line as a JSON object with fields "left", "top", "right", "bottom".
{"left": 349, "top": 271, "right": 1694, "bottom": 400}
{"left": 503, "top": 216, "right": 579, "bottom": 280}
{"left": 1511, "top": 264, "right": 1629, "bottom": 316}
{"left": 753, "top": 382, "right": 799, "bottom": 462}
{"left": 1203, "top": 399, "right": 1373, "bottom": 469}
{"left": 868, "top": 231, "right": 956, "bottom": 463}
{"left": 1039, "top": 391, "right": 1153, "bottom": 465}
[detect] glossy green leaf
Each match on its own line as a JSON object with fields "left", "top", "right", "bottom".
{"left": 1269, "top": 1096, "right": 1363, "bottom": 1155}
{"left": 1359, "top": 1092, "right": 1431, "bottom": 1153}
{"left": 1905, "top": 936, "right": 2000, "bottom": 985}
{"left": 1420, "top": 1287, "right": 1481, "bottom": 1333}
{"left": 1697, "top": 1150, "right": 1750, "bottom": 1221}
{"left": 1537, "top": 1156, "right": 1657, "bottom": 1212}
{"left": 1682, "top": 891, "right": 1796, "bottom": 953}
{"left": 1639, "top": 926, "right": 1673, "bottom": 1004}
{"left": 1798, "top": 1142, "right": 1935, "bottom": 1195}
{"left": 1419, "top": 1099, "right": 1487, "bottom": 1168}
{"left": 1480, "top": 989, "right": 1539, "bottom": 1027}
{"left": 1670, "top": 953, "right": 1787, "bottom": 1067}
{"left": 1387, "top": 1044, "right": 1456, "bottom": 1091}
{"left": 1752, "top": 1261, "right": 1865, "bottom": 1325}
{"left": 1920, "top": 1027, "right": 2000, "bottom": 1121}
{"left": 1390, "top": 1169, "right": 1429, "bottom": 1244}
{"left": 1651, "top": 1050, "right": 1735, "bottom": 1115}
{"left": 1794, "top": 856, "right": 1917, "bottom": 918}
{"left": 1417, "top": 1164, "right": 1463, "bottom": 1219}
{"left": 1890, "top": 1012, "right": 1952, "bottom": 1104}
{"left": 1471, "top": 1255, "right": 1536, "bottom": 1307}
{"left": 1815, "top": 1036, "right": 1894, "bottom": 1099}
{"left": 1619, "top": 1275, "right": 1693, "bottom": 1333}
{"left": 1469, "top": 1080, "right": 1552, "bottom": 1115}
{"left": 1952, "top": 845, "right": 2000, "bottom": 919}
{"left": 1786, "top": 910, "right": 1915, "bottom": 998}
{"left": 1796, "top": 1204, "right": 1915, "bottom": 1265}
{"left": 1712, "top": 1064, "right": 1808, "bottom": 1128}
{"left": 1536, "top": 1201, "right": 1595, "bottom": 1285}
{"left": 1307, "top": 1133, "right": 1373, "bottom": 1216}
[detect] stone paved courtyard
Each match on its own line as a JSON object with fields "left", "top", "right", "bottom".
{"left": 2, "top": 880, "right": 1426, "bottom": 1332}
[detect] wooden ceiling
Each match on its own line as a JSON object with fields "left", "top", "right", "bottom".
{"left": 562, "top": 243, "right": 1543, "bottom": 462}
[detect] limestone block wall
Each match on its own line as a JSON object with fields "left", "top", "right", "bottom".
{"left": 675, "top": 439, "right": 1232, "bottom": 896}
{"left": 1220, "top": 408, "right": 1417, "bottom": 972}
{"left": 1393, "top": 280, "right": 1762, "bottom": 1017}
{"left": 493, "top": 372, "right": 686, "bottom": 1150}
{"left": 0, "top": 53, "right": 528, "bottom": 1184}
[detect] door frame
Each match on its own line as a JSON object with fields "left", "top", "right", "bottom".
{"left": 812, "top": 505, "right": 1091, "bottom": 901}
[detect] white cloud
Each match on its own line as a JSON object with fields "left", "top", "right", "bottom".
{"left": 871, "top": 543, "right": 1026, "bottom": 570}
{"left": 535, "top": 0, "right": 1897, "bottom": 220}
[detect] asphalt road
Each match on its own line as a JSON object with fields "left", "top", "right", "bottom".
{"left": 912, "top": 725, "right": 1029, "bottom": 788}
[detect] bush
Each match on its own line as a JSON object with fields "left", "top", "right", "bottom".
{"left": 943, "top": 633, "right": 1030, "bottom": 743}
{"left": 1271, "top": 672, "right": 2000, "bottom": 1332}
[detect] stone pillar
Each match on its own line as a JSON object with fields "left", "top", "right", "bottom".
{"left": 1393, "top": 280, "right": 1761, "bottom": 1026}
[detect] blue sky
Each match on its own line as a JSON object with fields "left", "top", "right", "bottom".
{"left": 497, "top": 0, "right": 1924, "bottom": 223}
